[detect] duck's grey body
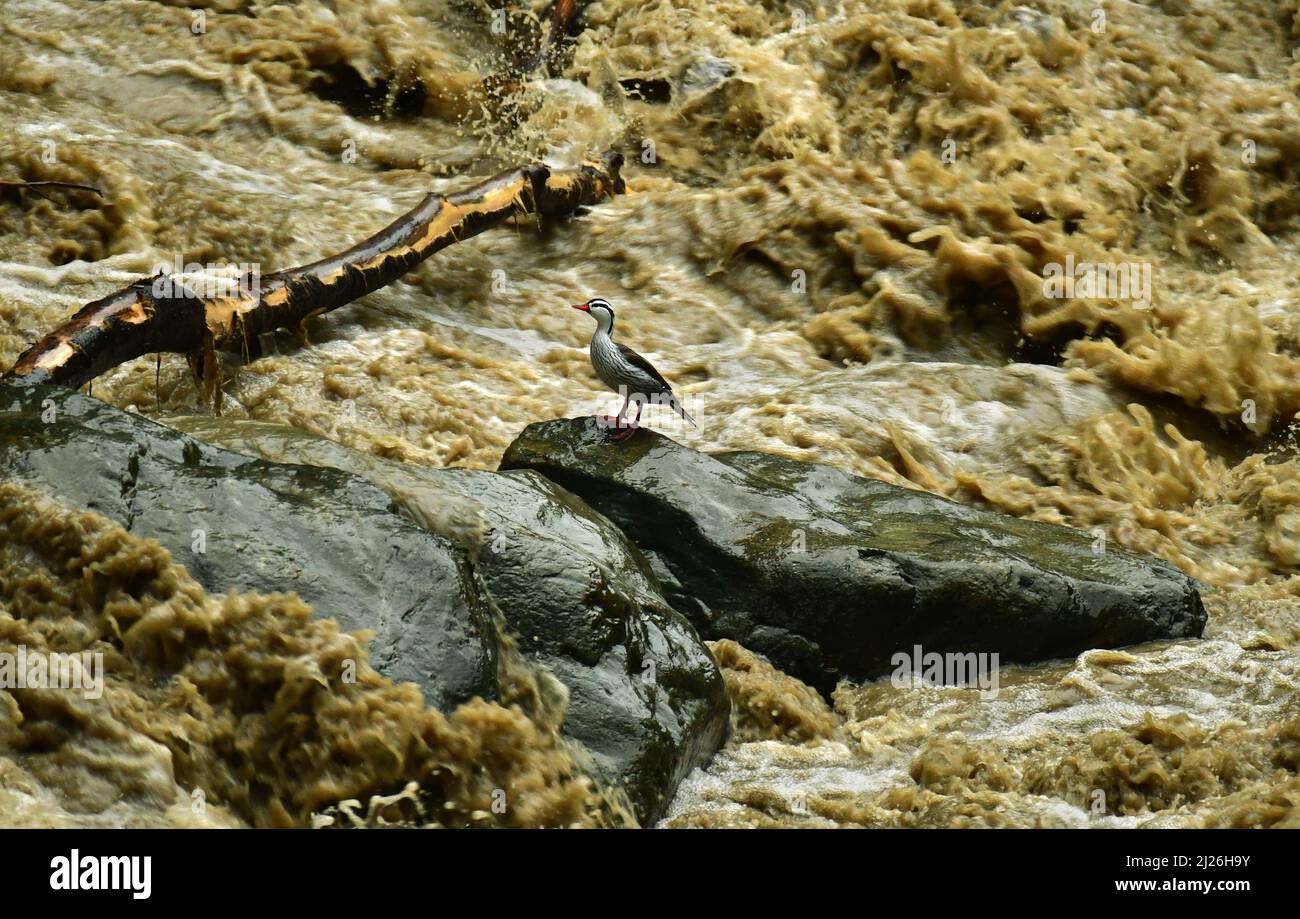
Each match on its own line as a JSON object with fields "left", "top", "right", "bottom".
{"left": 574, "top": 298, "right": 696, "bottom": 429}
{"left": 589, "top": 325, "right": 666, "bottom": 396}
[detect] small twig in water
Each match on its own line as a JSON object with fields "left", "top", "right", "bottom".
{"left": 0, "top": 179, "right": 104, "bottom": 203}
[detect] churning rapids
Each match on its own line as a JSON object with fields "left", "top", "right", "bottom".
{"left": 2, "top": 0, "right": 1299, "bottom": 828}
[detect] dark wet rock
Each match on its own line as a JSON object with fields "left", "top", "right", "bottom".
{"left": 0, "top": 379, "right": 497, "bottom": 712}
{"left": 419, "top": 467, "right": 729, "bottom": 824}
{"left": 500, "top": 417, "right": 1208, "bottom": 694}
{"left": 161, "top": 416, "right": 730, "bottom": 825}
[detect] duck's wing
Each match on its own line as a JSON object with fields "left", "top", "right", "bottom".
{"left": 617, "top": 342, "right": 673, "bottom": 392}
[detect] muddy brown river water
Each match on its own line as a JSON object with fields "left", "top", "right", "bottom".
{"left": 1, "top": 0, "right": 1299, "bottom": 827}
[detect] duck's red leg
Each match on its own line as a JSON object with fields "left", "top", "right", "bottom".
{"left": 598, "top": 393, "right": 630, "bottom": 429}
{"left": 611, "top": 400, "right": 642, "bottom": 442}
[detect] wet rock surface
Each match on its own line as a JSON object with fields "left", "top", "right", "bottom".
{"left": 0, "top": 379, "right": 498, "bottom": 713}
{"left": 501, "top": 417, "right": 1208, "bottom": 694}
{"left": 418, "top": 467, "right": 729, "bottom": 824}
{"left": 156, "top": 415, "right": 731, "bottom": 825}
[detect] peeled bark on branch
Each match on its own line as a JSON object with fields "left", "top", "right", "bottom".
{"left": 4, "top": 152, "right": 624, "bottom": 392}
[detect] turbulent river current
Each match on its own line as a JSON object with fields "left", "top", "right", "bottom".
{"left": 1, "top": 0, "right": 1299, "bottom": 827}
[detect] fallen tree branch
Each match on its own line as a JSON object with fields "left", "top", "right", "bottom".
{"left": 3, "top": 151, "right": 624, "bottom": 397}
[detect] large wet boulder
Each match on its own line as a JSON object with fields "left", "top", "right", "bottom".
{"left": 500, "top": 417, "right": 1208, "bottom": 694}
{"left": 0, "top": 380, "right": 497, "bottom": 712}
{"left": 164, "top": 416, "right": 730, "bottom": 825}
{"left": 409, "top": 467, "right": 728, "bottom": 824}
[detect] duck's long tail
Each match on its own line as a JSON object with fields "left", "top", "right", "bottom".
{"left": 670, "top": 394, "right": 697, "bottom": 428}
